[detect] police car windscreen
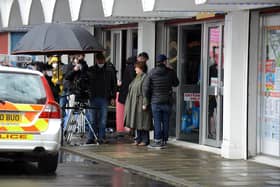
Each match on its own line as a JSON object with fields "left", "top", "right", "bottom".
{"left": 0, "top": 72, "right": 46, "bottom": 104}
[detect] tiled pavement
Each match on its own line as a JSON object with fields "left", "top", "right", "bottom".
{"left": 62, "top": 136, "right": 280, "bottom": 187}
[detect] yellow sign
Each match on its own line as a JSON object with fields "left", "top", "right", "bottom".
{"left": 0, "top": 113, "right": 22, "bottom": 124}
{"left": 196, "top": 12, "right": 215, "bottom": 20}
{"left": 0, "top": 134, "right": 33, "bottom": 140}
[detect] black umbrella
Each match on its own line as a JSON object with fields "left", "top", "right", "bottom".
{"left": 12, "top": 23, "right": 104, "bottom": 55}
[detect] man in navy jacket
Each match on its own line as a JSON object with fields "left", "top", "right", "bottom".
{"left": 143, "top": 54, "right": 179, "bottom": 148}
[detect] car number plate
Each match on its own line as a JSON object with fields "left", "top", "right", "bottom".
{"left": 0, "top": 112, "right": 22, "bottom": 124}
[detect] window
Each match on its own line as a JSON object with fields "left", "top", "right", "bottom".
{"left": 167, "top": 26, "right": 178, "bottom": 72}
{"left": 257, "top": 14, "right": 280, "bottom": 156}
{"left": 103, "top": 31, "right": 111, "bottom": 63}
{"left": 0, "top": 73, "right": 46, "bottom": 104}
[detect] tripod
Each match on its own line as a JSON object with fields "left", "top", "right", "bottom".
{"left": 63, "top": 102, "right": 99, "bottom": 145}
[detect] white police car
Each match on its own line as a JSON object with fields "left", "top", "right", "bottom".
{"left": 0, "top": 66, "right": 61, "bottom": 173}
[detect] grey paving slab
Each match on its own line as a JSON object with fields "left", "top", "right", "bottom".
{"left": 62, "top": 139, "right": 280, "bottom": 187}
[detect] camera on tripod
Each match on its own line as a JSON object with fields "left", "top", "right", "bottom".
{"left": 73, "top": 75, "right": 89, "bottom": 104}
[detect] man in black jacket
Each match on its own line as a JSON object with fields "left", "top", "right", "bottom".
{"left": 64, "top": 54, "right": 89, "bottom": 104}
{"left": 118, "top": 56, "right": 136, "bottom": 104}
{"left": 143, "top": 54, "right": 179, "bottom": 148}
{"left": 118, "top": 52, "right": 149, "bottom": 104}
{"left": 87, "top": 53, "right": 117, "bottom": 144}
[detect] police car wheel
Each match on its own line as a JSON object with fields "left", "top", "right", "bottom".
{"left": 38, "top": 153, "right": 58, "bottom": 173}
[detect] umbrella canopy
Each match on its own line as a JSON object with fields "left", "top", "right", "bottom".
{"left": 12, "top": 23, "right": 104, "bottom": 55}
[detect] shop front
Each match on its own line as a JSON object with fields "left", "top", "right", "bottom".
{"left": 248, "top": 9, "right": 280, "bottom": 160}
{"left": 99, "top": 26, "right": 138, "bottom": 80}
{"left": 163, "top": 16, "right": 225, "bottom": 148}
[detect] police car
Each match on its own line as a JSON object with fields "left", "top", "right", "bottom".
{"left": 0, "top": 66, "right": 61, "bottom": 173}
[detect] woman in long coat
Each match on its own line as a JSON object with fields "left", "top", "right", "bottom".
{"left": 124, "top": 61, "right": 153, "bottom": 146}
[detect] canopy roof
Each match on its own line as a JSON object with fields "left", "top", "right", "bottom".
{"left": 0, "top": 0, "right": 278, "bottom": 29}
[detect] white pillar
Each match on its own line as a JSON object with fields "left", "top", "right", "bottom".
{"left": 138, "top": 22, "right": 156, "bottom": 70}
{"left": 221, "top": 11, "right": 249, "bottom": 159}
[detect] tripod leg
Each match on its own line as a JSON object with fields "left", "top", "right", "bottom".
{"left": 66, "top": 125, "right": 73, "bottom": 144}
{"left": 77, "top": 111, "right": 85, "bottom": 138}
{"left": 83, "top": 111, "right": 99, "bottom": 145}
{"left": 78, "top": 110, "right": 86, "bottom": 138}
{"left": 64, "top": 109, "right": 76, "bottom": 144}
{"left": 76, "top": 112, "right": 82, "bottom": 134}
{"left": 81, "top": 109, "right": 86, "bottom": 136}
{"left": 63, "top": 109, "right": 71, "bottom": 135}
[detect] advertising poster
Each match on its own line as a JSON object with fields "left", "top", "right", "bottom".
{"left": 267, "top": 26, "right": 280, "bottom": 66}
{"left": 263, "top": 97, "right": 280, "bottom": 140}
{"left": 262, "top": 26, "right": 280, "bottom": 141}
{"left": 265, "top": 60, "right": 275, "bottom": 91}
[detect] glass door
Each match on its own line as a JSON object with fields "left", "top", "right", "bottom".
{"left": 258, "top": 14, "right": 280, "bottom": 157}
{"left": 126, "top": 29, "right": 138, "bottom": 58}
{"left": 112, "top": 31, "right": 122, "bottom": 80}
{"left": 167, "top": 26, "right": 178, "bottom": 138}
{"left": 103, "top": 31, "right": 111, "bottom": 64}
{"left": 178, "top": 24, "right": 202, "bottom": 143}
{"left": 203, "top": 23, "right": 224, "bottom": 147}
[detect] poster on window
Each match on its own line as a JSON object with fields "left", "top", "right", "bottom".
{"left": 265, "top": 60, "right": 275, "bottom": 91}
{"left": 265, "top": 26, "right": 280, "bottom": 91}
{"left": 262, "top": 26, "right": 280, "bottom": 141}
{"left": 267, "top": 26, "right": 280, "bottom": 64}
{"left": 263, "top": 97, "right": 280, "bottom": 140}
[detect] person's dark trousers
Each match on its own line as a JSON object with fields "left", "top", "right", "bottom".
{"left": 88, "top": 97, "right": 108, "bottom": 141}
{"left": 135, "top": 130, "right": 150, "bottom": 145}
{"left": 151, "top": 103, "right": 171, "bottom": 143}
{"left": 59, "top": 90, "right": 69, "bottom": 128}
{"left": 59, "top": 90, "right": 69, "bottom": 117}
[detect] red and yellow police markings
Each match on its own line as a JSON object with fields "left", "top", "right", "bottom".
{"left": 0, "top": 134, "right": 33, "bottom": 140}
{"left": 0, "top": 102, "right": 49, "bottom": 133}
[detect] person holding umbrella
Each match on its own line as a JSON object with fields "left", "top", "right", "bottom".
{"left": 64, "top": 54, "right": 89, "bottom": 105}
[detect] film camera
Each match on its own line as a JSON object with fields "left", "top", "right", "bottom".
{"left": 73, "top": 74, "right": 89, "bottom": 104}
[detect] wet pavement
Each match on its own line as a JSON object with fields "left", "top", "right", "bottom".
{"left": 0, "top": 151, "right": 173, "bottom": 187}
{"left": 62, "top": 134, "right": 280, "bottom": 187}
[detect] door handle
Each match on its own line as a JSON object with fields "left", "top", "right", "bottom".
{"left": 214, "top": 87, "right": 219, "bottom": 96}
{"left": 208, "top": 86, "right": 223, "bottom": 96}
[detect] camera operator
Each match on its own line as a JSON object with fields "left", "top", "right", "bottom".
{"left": 64, "top": 54, "right": 89, "bottom": 105}
{"left": 86, "top": 53, "right": 117, "bottom": 144}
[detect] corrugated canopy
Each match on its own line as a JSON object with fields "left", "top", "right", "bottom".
{"left": 0, "top": 0, "right": 279, "bottom": 29}
{"left": 195, "top": 0, "right": 280, "bottom": 5}
{"left": 0, "top": 0, "right": 194, "bottom": 30}
{"left": 147, "top": 0, "right": 280, "bottom": 13}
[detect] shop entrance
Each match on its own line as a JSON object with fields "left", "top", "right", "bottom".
{"left": 202, "top": 23, "right": 224, "bottom": 147}
{"left": 257, "top": 14, "right": 280, "bottom": 157}
{"left": 178, "top": 24, "right": 201, "bottom": 143}
{"left": 176, "top": 22, "right": 224, "bottom": 147}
